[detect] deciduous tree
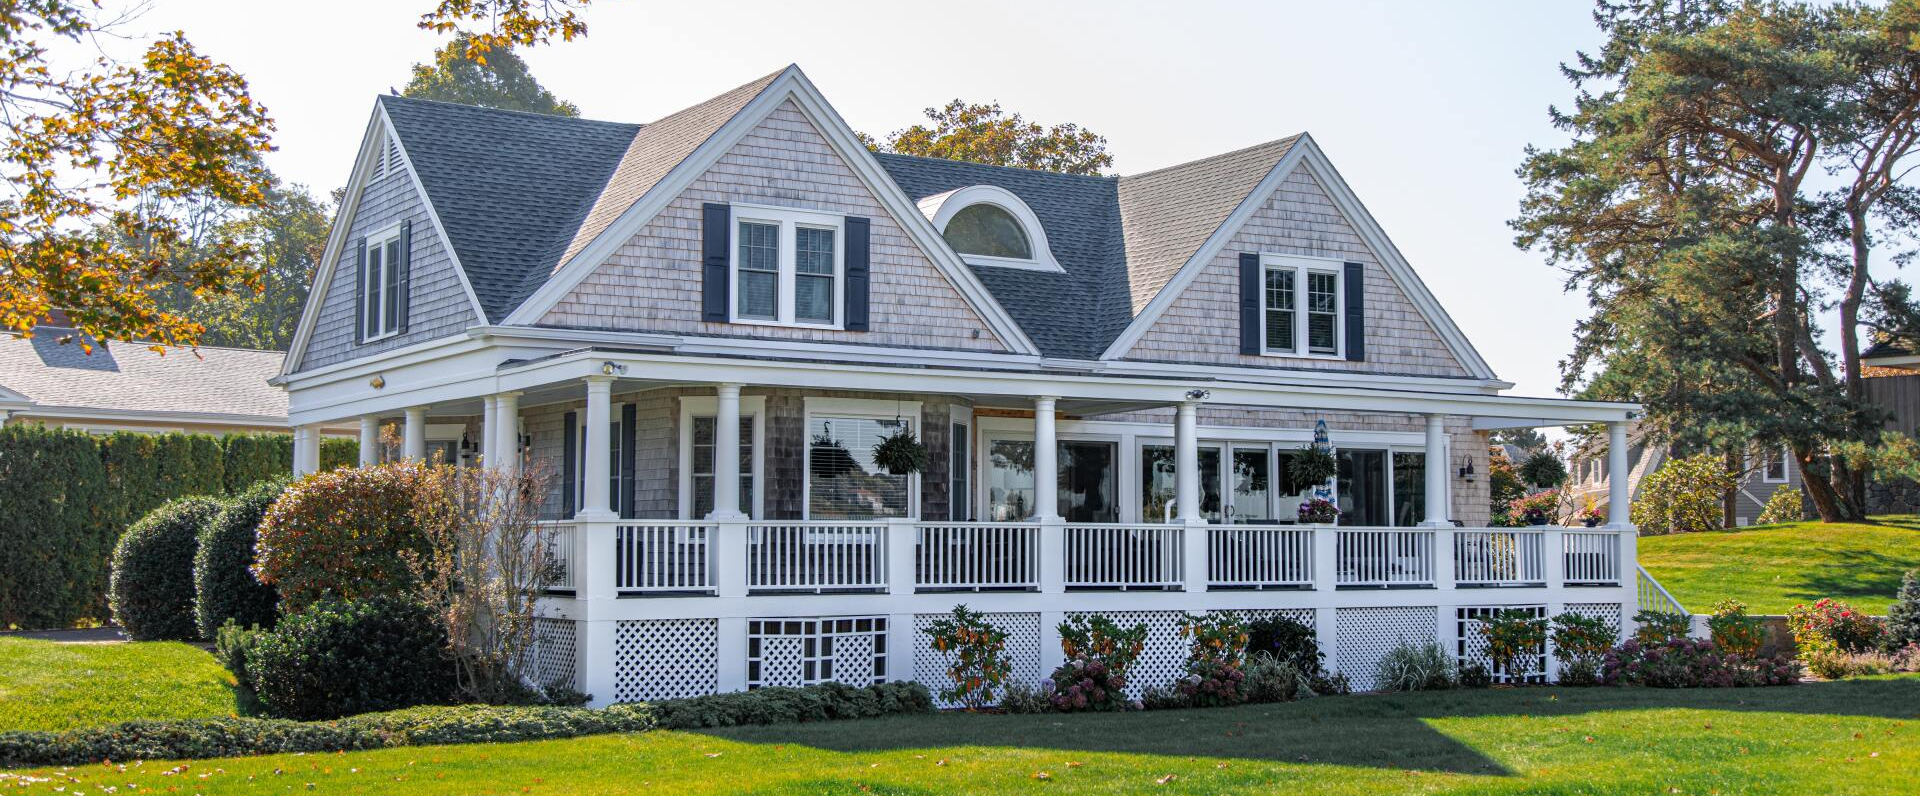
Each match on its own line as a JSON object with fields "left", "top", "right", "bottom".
{"left": 403, "top": 32, "right": 580, "bottom": 116}
{"left": 864, "top": 100, "right": 1113, "bottom": 176}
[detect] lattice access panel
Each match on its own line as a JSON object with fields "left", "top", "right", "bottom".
{"left": 912, "top": 612, "right": 1043, "bottom": 708}
{"left": 747, "top": 616, "right": 889, "bottom": 689}
{"left": 530, "top": 617, "right": 578, "bottom": 692}
{"left": 1064, "top": 611, "right": 1188, "bottom": 698}
{"left": 1335, "top": 606, "right": 1440, "bottom": 692}
{"left": 1456, "top": 605, "right": 1549, "bottom": 684}
{"left": 1564, "top": 602, "right": 1625, "bottom": 637}
{"left": 614, "top": 619, "right": 719, "bottom": 703}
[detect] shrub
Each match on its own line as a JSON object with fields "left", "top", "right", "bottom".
{"left": 220, "top": 433, "right": 294, "bottom": 494}
{"left": 194, "top": 478, "right": 287, "bottom": 637}
{"left": 1631, "top": 453, "right": 1737, "bottom": 534}
{"left": 1886, "top": 570, "right": 1920, "bottom": 653}
{"left": 1801, "top": 643, "right": 1919, "bottom": 678}
{"left": 255, "top": 461, "right": 429, "bottom": 610}
{"left": 1476, "top": 609, "right": 1547, "bottom": 681}
{"left": 214, "top": 620, "right": 267, "bottom": 714}
{"left": 1246, "top": 615, "right": 1326, "bottom": 680}
{"left": 1755, "top": 484, "right": 1805, "bottom": 525}
{"left": 1787, "top": 598, "right": 1886, "bottom": 656}
{"left": 1633, "top": 610, "right": 1692, "bottom": 644}
{"left": 1550, "top": 612, "right": 1615, "bottom": 685}
{"left": 319, "top": 437, "right": 360, "bottom": 471}
{"left": 1047, "top": 614, "right": 1147, "bottom": 712}
{"left": 1376, "top": 641, "right": 1457, "bottom": 692}
{"left": 1242, "top": 652, "right": 1312, "bottom": 703}
{"left": 1457, "top": 662, "right": 1493, "bottom": 688}
{"left": 1602, "top": 638, "right": 1799, "bottom": 687}
{"left": 0, "top": 424, "right": 111, "bottom": 630}
{"left": 1173, "top": 611, "right": 1251, "bottom": 707}
{"left": 1507, "top": 490, "right": 1561, "bottom": 525}
{"left": 244, "top": 596, "right": 454, "bottom": 720}
{"left": 1000, "top": 682, "right": 1051, "bottom": 714}
{"left": 649, "top": 681, "right": 932, "bottom": 729}
{"left": 921, "top": 605, "right": 1012, "bottom": 709}
{"left": 1707, "top": 600, "right": 1765, "bottom": 657}
{"left": 109, "top": 496, "right": 226, "bottom": 640}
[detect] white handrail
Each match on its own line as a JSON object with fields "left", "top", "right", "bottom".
{"left": 1636, "top": 564, "right": 1688, "bottom": 616}
{"left": 1207, "top": 526, "right": 1313, "bottom": 588}
{"left": 747, "top": 521, "right": 889, "bottom": 593}
{"left": 915, "top": 522, "right": 1039, "bottom": 590}
{"left": 1063, "top": 523, "right": 1184, "bottom": 589}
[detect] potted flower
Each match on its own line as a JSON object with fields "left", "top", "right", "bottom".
{"left": 1287, "top": 445, "right": 1338, "bottom": 487}
{"left": 1297, "top": 498, "right": 1340, "bottom": 525}
{"left": 1508, "top": 491, "right": 1558, "bottom": 526}
{"left": 1576, "top": 504, "right": 1604, "bottom": 528}
{"left": 871, "top": 426, "right": 929, "bottom": 475}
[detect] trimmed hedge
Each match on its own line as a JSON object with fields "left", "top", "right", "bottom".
{"left": 244, "top": 596, "right": 454, "bottom": 720}
{"left": 109, "top": 496, "right": 227, "bottom": 640}
{"left": 0, "top": 682, "right": 932, "bottom": 767}
{"left": 0, "top": 425, "right": 358, "bottom": 630}
{"left": 194, "top": 478, "right": 288, "bottom": 637}
{"left": 254, "top": 462, "right": 428, "bottom": 610}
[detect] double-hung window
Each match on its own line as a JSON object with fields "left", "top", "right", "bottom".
{"left": 1260, "top": 254, "right": 1343, "bottom": 358}
{"left": 731, "top": 204, "right": 843, "bottom": 327}
{"left": 1762, "top": 447, "right": 1789, "bottom": 482}
{"left": 361, "top": 225, "right": 405, "bottom": 341}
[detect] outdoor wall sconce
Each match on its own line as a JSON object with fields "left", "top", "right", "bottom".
{"left": 1184, "top": 388, "right": 1211, "bottom": 401}
{"left": 459, "top": 433, "right": 478, "bottom": 458}
{"left": 600, "top": 360, "right": 626, "bottom": 376}
{"left": 1458, "top": 458, "right": 1476, "bottom": 483}
{"left": 369, "top": 374, "right": 385, "bottom": 389}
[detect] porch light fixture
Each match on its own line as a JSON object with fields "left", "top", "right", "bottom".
{"left": 369, "top": 374, "right": 385, "bottom": 389}
{"left": 1459, "top": 458, "right": 1476, "bottom": 483}
{"left": 600, "top": 360, "right": 626, "bottom": 376}
{"left": 459, "top": 433, "right": 477, "bottom": 458}
{"left": 1184, "top": 389, "right": 1211, "bottom": 402}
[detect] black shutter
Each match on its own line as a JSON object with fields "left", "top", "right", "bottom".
{"left": 619, "top": 403, "right": 637, "bottom": 519}
{"left": 561, "top": 411, "right": 578, "bottom": 518}
{"left": 844, "top": 216, "right": 870, "bottom": 331}
{"left": 396, "top": 220, "right": 413, "bottom": 334}
{"left": 1343, "top": 261, "right": 1366, "bottom": 362}
{"left": 1238, "top": 253, "right": 1261, "bottom": 355}
{"left": 702, "top": 203, "right": 730, "bottom": 322}
{"left": 352, "top": 238, "right": 368, "bottom": 344}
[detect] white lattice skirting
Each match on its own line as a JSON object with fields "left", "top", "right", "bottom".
{"left": 614, "top": 619, "right": 718, "bottom": 703}
{"left": 912, "top": 612, "right": 1043, "bottom": 708}
{"left": 1455, "top": 605, "right": 1548, "bottom": 684}
{"left": 530, "top": 617, "right": 578, "bottom": 691}
{"left": 1335, "top": 606, "right": 1439, "bottom": 692}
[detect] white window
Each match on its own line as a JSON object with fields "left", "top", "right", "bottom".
{"left": 918, "top": 185, "right": 1065, "bottom": 273}
{"left": 361, "top": 224, "right": 405, "bottom": 342}
{"left": 678, "top": 396, "right": 766, "bottom": 519}
{"left": 804, "top": 398, "right": 920, "bottom": 520}
{"left": 1762, "top": 448, "right": 1789, "bottom": 483}
{"left": 730, "top": 204, "right": 843, "bottom": 327}
{"left": 1259, "top": 254, "right": 1343, "bottom": 358}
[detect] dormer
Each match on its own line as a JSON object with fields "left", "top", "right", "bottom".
{"left": 917, "top": 185, "right": 1064, "bottom": 273}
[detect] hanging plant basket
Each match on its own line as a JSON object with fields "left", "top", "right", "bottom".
{"left": 872, "top": 427, "right": 929, "bottom": 475}
{"left": 1288, "top": 445, "right": 1338, "bottom": 486}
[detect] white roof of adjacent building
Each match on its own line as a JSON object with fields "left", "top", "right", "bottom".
{"left": 0, "top": 327, "right": 289, "bottom": 424}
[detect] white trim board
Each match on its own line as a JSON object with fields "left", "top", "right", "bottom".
{"left": 499, "top": 65, "right": 1040, "bottom": 357}
{"left": 1098, "top": 135, "right": 1497, "bottom": 380}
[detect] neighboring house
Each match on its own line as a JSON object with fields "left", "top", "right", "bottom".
{"left": 0, "top": 323, "right": 306, "bottom": 436}
{"left": 1566, "top": 429, "right": 1798, "bottom": 526}
{"left": 276, "top": 65, "right": 1642, "bottom": 699}
{"left": 1858, "top": 339, "right": 1920, "bottom": 513}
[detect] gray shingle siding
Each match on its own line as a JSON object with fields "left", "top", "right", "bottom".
{"left": 296, "top": 168, "right": 477, "bottom": 372}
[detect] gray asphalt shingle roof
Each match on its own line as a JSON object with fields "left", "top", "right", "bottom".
{"left": 375, "top": 75, "right": 1301, "bottom": 357}
{"left": 0, "top": 329, "right": 289, "bottom": 420}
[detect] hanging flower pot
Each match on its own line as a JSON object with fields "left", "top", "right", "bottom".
{"left": 1287, "top": 445, "right": 1338, "bottom": 486}
{"left": 872, "top": 427, "right": 929, "bottom": 475}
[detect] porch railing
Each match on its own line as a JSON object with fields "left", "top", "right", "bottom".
{"left": 914, "top": 522, "right": 1039, "bottom": 591}
{"left": 1637, "top": 564, "right": 1688, "bottom": 616}
{"left": 1335, "top": 528, "right": 1435, "bottom": 587}
{"left": 747, "top": 521, "right": 888, "bottom": 593}
{"left": 1063, "top": 524, "right": 1184, "bottom": 589}
{"left": 542, "top": 521, "right": 577, "bottom": 591}
{"left": 1207, "top": 526, "right": 1314, "bottom": 589}
{"left": 615, "top": 522, "right": 714, "bottom": 594}
{"left": 1563, "top": 531, "right": 1622, "bottom": 585}
{"left": 1453, "top": 530, "right": 1545, "bottom": 586}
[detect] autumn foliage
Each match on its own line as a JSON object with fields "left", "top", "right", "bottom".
{"left": 254, "top": 462, "right": 430, "bottom": 610}
{"left": 920, "top": 605, "right": 1012, "bottom": 710}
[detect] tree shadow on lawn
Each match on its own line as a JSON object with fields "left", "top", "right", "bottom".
{"left": 1784, "top": 546, "right": 1915, "bottom": 608}
{"left": 692, "top": 677, "right": 1920, "bottom": 777}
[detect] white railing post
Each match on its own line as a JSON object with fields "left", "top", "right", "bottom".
{"left": 1543, "top": 527, "right": 1566, "bottom": 587}
{"left": 1313, "top": 524, "right": 1339, "bottom": 591}
{"left": 887, "top": 519, "right": 917, "bottom": 595}
{"left": 572, "top": 519, "right": 617, "bottom": 706}
{"left": 715, "top": 519, "right": 748, "bottom": 598}
{"left": 1039, "top": 519, "right": 1065, "bottom": 594}
{"left": 1182, "top": 520, "right": 1209, "bottom": 593}
{"left": 717, "top": 617, "right": 748, "bottom": 693}
{"left": 1435, "top": 525, "right": 1457, "bottom": 586}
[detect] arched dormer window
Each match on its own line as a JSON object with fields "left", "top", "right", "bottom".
{"left": 917, "top": 185, "right": 1064, "bottom": 273}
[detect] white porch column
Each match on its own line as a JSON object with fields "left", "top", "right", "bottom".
{"left": 710, "top": 384, "right": 747, "bottom": 519}
{"left": 479, "top": 395, "right": 498, "bottom": 466}
{"left": 402, "top": 407, "right": 427, "bottom": 462}
{"left": 1031, "top": 397, "right": 1061, "bottom": 522}
{"left": 1174, "top": 401, "right": 1202, "bottom": 523}
{"left": 1421, "top": 414, "right": 1450, "bottom": 527}
{"left": 493, "top": 392, "right": 521, "bottom": 473}
{"left": 358, "top": 416, "right": 381, "bottom": 467}
{"left": 291, "top": 426, "right": 317, "bottom": 476}
{"left": 579, "top": 377, "right": 615, "bottom": 520}
{"left": 1607, "top": 421, "right": 1632, "bottom": 528}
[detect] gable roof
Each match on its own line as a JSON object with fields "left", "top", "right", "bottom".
{"left": 1114, "top": 137, "right": 1300, "bottom": 314}
{"left": 0, "top": 328, "right": 290, "bottom": 423}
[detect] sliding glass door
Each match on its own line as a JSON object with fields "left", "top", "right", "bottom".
{"left": 985, "top": 438, "right": 1119, "bottom": 522}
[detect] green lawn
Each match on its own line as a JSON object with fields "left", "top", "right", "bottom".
{"left": 1638, "top": 517, "right": 1920, "bottom": 614}
{"left": 0, "top": 636, "right": 240, "bottom": 732}
{"left": 4, "top": 677, "right": 1916, "bottom": 794}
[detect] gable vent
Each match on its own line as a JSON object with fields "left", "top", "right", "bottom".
{"left": 384, "top": 135, "right": 404, "bottom": 179}
{"left": 367, "top": 130, "right": 403, "bottom": 184}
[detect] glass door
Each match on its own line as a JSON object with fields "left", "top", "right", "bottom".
{"left": 1140, "top": 443, "right": 1223, "bottom": 523}
{"left": 1227, "top": 444, "right": 1271, "bottom": 524}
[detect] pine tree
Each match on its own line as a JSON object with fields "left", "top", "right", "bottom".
{"left": 1887, "top": 569, "right": 1920, "bottom": 652}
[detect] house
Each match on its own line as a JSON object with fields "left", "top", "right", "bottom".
{"left": 1565, "top": 428, "right": 1801, "bottom": 526}
{"left": 275, "top": 65, "right": 1643, "bottom": 701}
{"left": 0, "top": 322, "right": 309, "bottom": 436}
{"left": 1857, "top": 339, "right": 1920, "bottom": 513}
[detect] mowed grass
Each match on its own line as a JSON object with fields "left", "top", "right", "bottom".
{"left": 1638, "top": 516, "right": 1920, "bottom": 614}
{"left": 0, "top": 637, "right": 239, "bottom": 732}
{"left": 3, "top": 677, "right": 1917, "bottom": 794}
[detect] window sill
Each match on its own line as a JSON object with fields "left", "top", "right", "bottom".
{"left": 362, "top": 330, "right": 400, "bottom": 345}
{"left": 727, "top": 317, "right": 842, "bottom": 331}
{"left": 1258, "top": 350, "right": 1348, "bottom": 361}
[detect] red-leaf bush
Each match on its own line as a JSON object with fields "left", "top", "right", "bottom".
{"left": 254, "top": 462, "right": 428, "bottom": 610}
{"left": 1787, "top": 598, "right": 1887, "bottom": 656}
{"left": 1601, "top": 638, "right": 1799, "bottom": 688}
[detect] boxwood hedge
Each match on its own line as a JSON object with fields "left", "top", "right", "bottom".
{"left": 108, "top": 496, "right": 227, "bottom": 641}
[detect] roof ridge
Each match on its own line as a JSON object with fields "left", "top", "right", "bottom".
{"left": 377, "top": 93, "right": 640, "bottom": 130}
{"left": 872, "top": 151, "right": 1118, "bottom": 182}
{"left": 21, "top": 327, "right": 286, "bottom": 356}
{"left": 1119, "top": 133, "right": 1304, "bottom": 181}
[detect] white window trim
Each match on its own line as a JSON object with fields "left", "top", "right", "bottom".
{"left": 362, "top": 222, "right": 405, "bottom": 343}
{"left": 918, "top": 185, "right": 1065, "bottom": 273}
{"left": 676, "top": 395, "right": 768, "bottom": 520}
{"left": 1760, "top": 446, "right": 1790, "bottom": 483}
{"left": 728, "top": 202, "right": 844, "bottom": 329}
{"left": 1258, "top": 253, "right": 1345, "bottom": 360}
{"left": 801, "top": 396, "right": 922, "bottom": 520}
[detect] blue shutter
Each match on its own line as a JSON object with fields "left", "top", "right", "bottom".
{"left": 561, "top": 411, "right": 578, "bottom": 518}
{"left": 619, "top": 403, "right": 637, "bottom": 519}
{"left": 1238, "top": 253, "right": 1261, "bottom": 355}
{"left": 844, "top": 216, "right": 871, "bottom": 331}
{"left": 702, "top": 203, "right": 730, "bottom": 322}
{"left": 352, "top": 238, "right": 368, "bottom": 344}
{"left": 1344, "top": 261, "right": 1365, "bottom": 362}
{"left": 396, "top": 220, "right": 413, "bottom": 334}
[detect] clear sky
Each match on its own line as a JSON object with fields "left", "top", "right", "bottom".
{"left": 135, "top": 0, "right": 1607, "bottom": 399}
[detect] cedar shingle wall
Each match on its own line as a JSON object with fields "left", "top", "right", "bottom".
{"left": 539, "top": 101, "right": 1008, "bottom": 352}
{"left": 1122, "top": 169, "right": 1469, "bottom": 377}
{"left": 296, "top": 166, "right": 477, "bottom": 371}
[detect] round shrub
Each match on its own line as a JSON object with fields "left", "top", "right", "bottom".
{"left": 109, "top": 496, "right": 227, "bottom": 640}
{"left": 254, "top": 462, "right": 428, "bottom": 610}
{"left": 194, "top": 477, "right": 288, "bottom": 637}
{"left": 244, "top": 596, "right": 454, "bottom": 720}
